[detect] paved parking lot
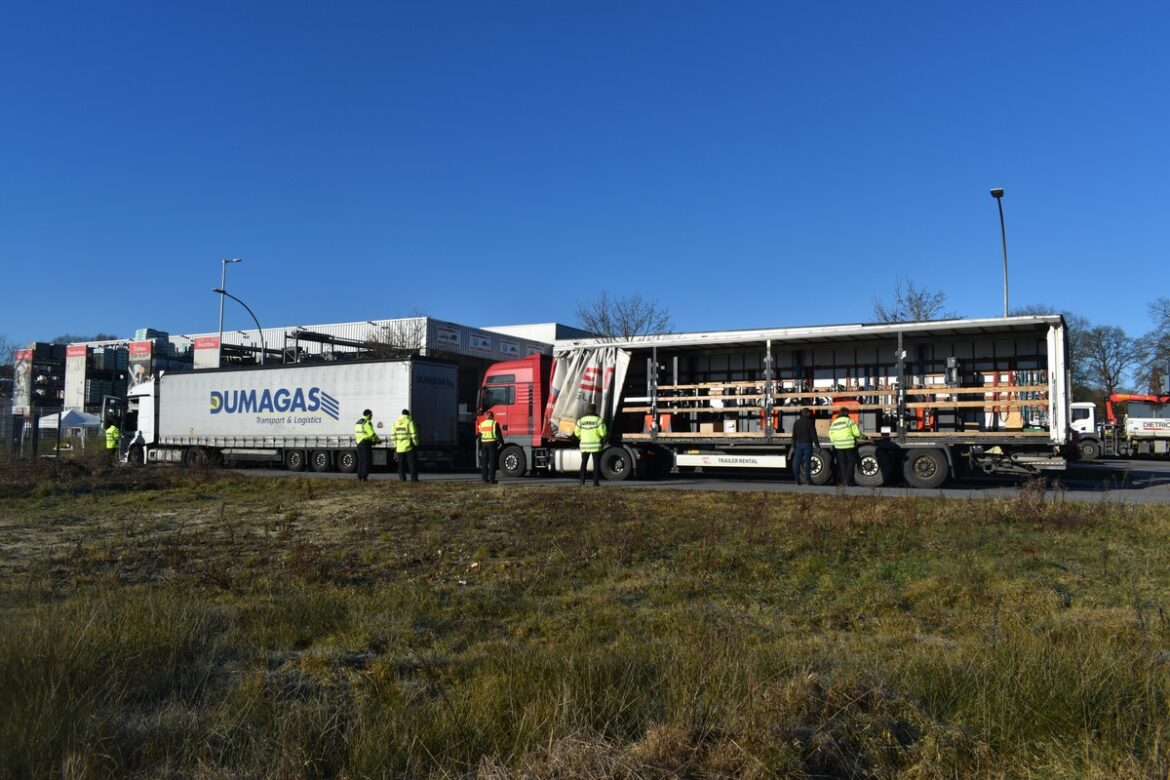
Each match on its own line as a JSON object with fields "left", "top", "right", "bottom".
{"left": 235, "top": 457, "right": 1170, "bottom": 504}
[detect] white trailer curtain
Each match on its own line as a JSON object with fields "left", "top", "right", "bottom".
{"left": 547, "top": 347, "right": 631, "bottom": 439}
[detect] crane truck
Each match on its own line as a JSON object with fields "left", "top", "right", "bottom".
{"left": 122, "top": 357, "right": 458, "bottom": 471}
{"left": 476, "top": 315, "right": 1074, "bottom": 488}
{"left": 1070, "top": 393, "right": 1170, "bottom": 459}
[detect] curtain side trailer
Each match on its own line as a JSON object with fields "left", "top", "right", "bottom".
{"left": 476, "top": 316, "right": 1074, "bottom": 488}
{"left": 124, "top": 358, "right": 459, "bottom": 472}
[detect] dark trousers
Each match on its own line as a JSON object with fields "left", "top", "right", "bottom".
{"left": 107, "top": 447, "right": 118, "bottom": 466}
{"left": 397, "top": 449, "right": 418, "bottom": 481}
{"left": 792, "top": 443, "right": 813, "bottom": 484}
{"left": 579, "top": 450, "right": 601, "bottom": 486}
{"left": 480, "top": 441, "right": 499, "bottom": 483}
{"left": 834, "top": 447, "right": 859, "bottom": 486}
{"left": 356, "top": 440, "right": 372, "bottom": 481}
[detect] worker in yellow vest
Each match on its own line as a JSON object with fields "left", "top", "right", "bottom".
{"left": 104, "top": 418, "right": 121, "bottom": 465}
{"left": 574, "top": 403, "right": 607, "bottom": 486}
{"left": 353, "top": 408, "right": 380, "bottom": 482}
{"left": 827, "top": 407, "right": 865, "bottom": 486}
{"left": 477, "top": 410, "right": 503, "bottom": 484}
{"left": 393, "top": 408, "right": 420, "bottom": 482}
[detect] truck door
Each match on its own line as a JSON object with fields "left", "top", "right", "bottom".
{"left": 480, "top": 375, "right": 516, "bottom": 438}
{"left": 1069, "top": 403, "right": 1094, "bottom": 435}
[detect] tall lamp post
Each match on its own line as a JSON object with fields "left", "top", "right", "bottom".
{"left": 218, "top": 258, "right": 242, "bottom": 353}
{"left": 989, "top": 188, "right": 1008, "bottom": 317}
{"left": 212, "top": 288, "right": 266, "bottom": 365}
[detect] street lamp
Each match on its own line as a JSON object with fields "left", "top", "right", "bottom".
{"left": 989, "top": 188, "right": 1008, "bottom": 317}
{"left": 218, "top": 258, "right": 242, "bottom": 356}
{"left": 212, "top": 288, "right": 266, "bottom": 365}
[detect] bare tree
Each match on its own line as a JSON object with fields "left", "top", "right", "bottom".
{"left": 872, "top": 278, "right": 958, "bottom": 323}
{"left": 575, "top": 292, "right": 672, "bottom": 341}
{"left": 1137, "top": 298, "right": 1170, "bottom": 393}
{"left": 366, "top": 315, "right": 428, "bottom": 359}
{"left": 51, "top": 332, "right": 119, "bottom": 344}
{"left": 1081, "top": 324, "right": 1141, "bottom": 399}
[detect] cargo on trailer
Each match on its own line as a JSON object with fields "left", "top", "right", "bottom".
{"left": 476, "top": 315, "right": 1073, "bottom": 487}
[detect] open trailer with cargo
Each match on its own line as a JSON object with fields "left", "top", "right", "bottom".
{"left": 477, "top": 315, "right": 1074, "bottom": 487}
{"left": 123, "top": 357, "right": 458, "bottom": 472}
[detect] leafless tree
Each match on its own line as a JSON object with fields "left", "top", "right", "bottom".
{"left": 575, "top": 292, "right": 672, "bottom": 341}
{"left": 872, "top": 278, "right": 958, "bottom": 323}
{"left": 365, "top": 315, "right": 429, "bottom": 359}
{"left": 51, "top": 332, "right": 119, "bottom": 345}
{"left": 1081, "top": 324, "right": 1141, "bottom": 399}
{"left": 1136, "top": 298, "right": 1170, "bottom": 393}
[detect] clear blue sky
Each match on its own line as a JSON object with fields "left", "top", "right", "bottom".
{"left": 2, "top": 1, "right": 1167, "bottom": 347}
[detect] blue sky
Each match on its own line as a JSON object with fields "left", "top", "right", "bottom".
{"left": 2, "top": 1, "right": 1168, "bottom": 346}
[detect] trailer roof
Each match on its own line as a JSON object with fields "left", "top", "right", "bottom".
{"left": 553, "top": 315, "right": 1064, "bottom": 353}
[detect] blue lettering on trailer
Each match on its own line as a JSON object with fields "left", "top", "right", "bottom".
{"left": 210, "top": 387, "right": 340, "bottom": 420}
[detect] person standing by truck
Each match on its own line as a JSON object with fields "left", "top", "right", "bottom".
{"left": 104, "top": 417, "right": 121, "bottom": 465}
{"left": 828, "top": 407, "right": 864, "bottom": 486}
{"left": 477, "top": 410, "right": 503, "bottom": 484}
{"left": 790, "top": 407, "right": 820, "bottom": 485}
{"left": 574, "top": 404, "right": 607, "bottom": 487}
{"left": 353, "top": 409, "right": 380, "bottom": 482}
{"left": 393, "top": 408, "right": 420, "bottom": 482}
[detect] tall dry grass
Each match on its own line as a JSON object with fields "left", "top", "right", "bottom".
{"left": 1, "top": 464, "right": 1168, "bottom": 777}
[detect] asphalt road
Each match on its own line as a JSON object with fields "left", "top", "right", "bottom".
{"left": 235, "top": 457, "right": 1170, "bottom": 504}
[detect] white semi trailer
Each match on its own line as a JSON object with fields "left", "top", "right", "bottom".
{"left": 123, "top": 358, "right": 458, "bottom": 471}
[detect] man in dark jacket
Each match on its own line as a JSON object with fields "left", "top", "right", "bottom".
{"left": 790, "top": 408, "right": 820, "bottom": 485}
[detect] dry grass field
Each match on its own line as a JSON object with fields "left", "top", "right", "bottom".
{"left": 2, "top": 456, "right": 1169, "bottom": 778}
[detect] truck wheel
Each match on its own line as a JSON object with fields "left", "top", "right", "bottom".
{"left": 311, "top": 450, "right": 333, "bottom": 472}
{"left": 854, "top": 446, "right": 887, "bottom": 487}
{"left": 337, "top": 450, "right": 357, "bottom": 474}
{"left": 1079, "top": 439, "right": 1101, "bottom": 460}
{"left": 127, "top": 445, "right": 145, "bottom": 467}
{"left": 903, "top": 449, "right": 948, "bottom": 489}
{"left": 809, "top": 450, "right": 834, "bottom": 485}
{"left": 600, "top": 446, "right": 633, "bottom": 481}
{"left": 285, "top": 450, "right": 307, "bottom": 472}
{"left": 499, "top": 445, "right": 527, "bottom": 478}
{"left": 184, "top": 447, "right": 208, "bottom": 468}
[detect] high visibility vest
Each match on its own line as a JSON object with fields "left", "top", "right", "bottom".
{"left": 574, "top": 414, "right": 607, "bottom": 453}
{"left": 105, "top": 424, "right": 120, "bottom": 450}
{"left": 478, "top": 419, "right": 500, "bottom": 442}
{"left": 828, "top": 416, "right": 861, "bottom": 449}
{"left": 354, "top": 418, "right": 377, "bottom": 444}
{"left": 393, "top": 416, "right": 419, "bottom": 452}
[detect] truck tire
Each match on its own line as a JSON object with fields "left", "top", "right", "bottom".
{"left": 809, "top": 449, "right": 833, "bottom": 485}
{"left": 337, "top": 449, "right": 358, "bottom": 474}
{"left": 127, "top": 445, "right": 145, "bottom": 467}
{"left": 184, "top": 447, "right": 208, "bottom": 468}
{"left": 600, "top": 446, "right": 633, "bottom": 481}
{"left": 311, "top": 450, "right": 333, "bottom": 472}
{"left": 499, "top": 445, "right": 527, "bottom": 478}
{"left": 285, "top": 450, "right": 307, "bottom": 472}
{"left": 854, "top": 446, "right": 887, "bottom": 487}
{"left": 903, "top": 449, "right": 948, "bottom": 489}
{"left": 1078, "top": 439, "right": 1101, "bottom": 461}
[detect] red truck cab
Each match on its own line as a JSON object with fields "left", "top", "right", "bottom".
{"left": 476, "top": 353, "right": 554, "bottom": 448}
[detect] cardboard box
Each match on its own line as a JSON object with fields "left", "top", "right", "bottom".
{"left": 723, "top": 419, "right": 738, "bottom": 433}
{"left": 815, "top": 419, "right": 833, "bottom": 436}
{"left": 699, "top": 422, "right": 716, "bottom": 434}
